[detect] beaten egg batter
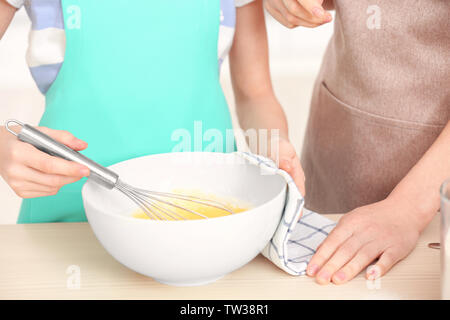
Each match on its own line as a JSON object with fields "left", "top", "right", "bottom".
{"left": 132, "top": 190, "right": 250, "bottom": 220}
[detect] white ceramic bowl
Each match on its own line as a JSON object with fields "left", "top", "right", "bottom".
{"left": 82, "top": 152, "right": 286, "bottom": 286}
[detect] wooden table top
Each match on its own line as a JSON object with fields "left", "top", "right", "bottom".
{"left": 0, "top": 214, "right": 441, "bottom": 299}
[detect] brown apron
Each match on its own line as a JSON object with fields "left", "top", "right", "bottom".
{"left": 301, "top": 0, "right": 450, "bottom": 213}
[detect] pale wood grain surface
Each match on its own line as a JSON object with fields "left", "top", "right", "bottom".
{"left": 0, "top": 214, "right": 440, "bottom": 300}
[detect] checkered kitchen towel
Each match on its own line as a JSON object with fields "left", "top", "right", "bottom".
{"left": 237, "top": 152, "right": 336, "bottom": 275}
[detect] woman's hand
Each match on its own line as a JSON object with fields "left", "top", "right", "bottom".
{"left": 0, "top": 125, "right": 90, "bottom": 198}
{"left": 306, "top": 196, "right": 422, "bottom": 284}
{"left": 264, "top": 0, "right": 333, "bottom": 28}
{"left": 270, "top": 136, "right": 305, "bottom": 196}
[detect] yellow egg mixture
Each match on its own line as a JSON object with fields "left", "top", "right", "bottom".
{"left": 132, "top": 189, "right": 250, "bottom": 220}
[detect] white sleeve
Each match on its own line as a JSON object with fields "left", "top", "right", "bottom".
{"left": 6, "top": 0, "right": 24, "bottom": 8}
{"left": 235, "top": 0, "right": 255, "bottom": 7}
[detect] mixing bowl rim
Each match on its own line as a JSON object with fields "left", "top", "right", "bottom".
{"left": 82, "top": 151, "right": 287, "bottom": 223}
{"left": 83, "top": 180, "right": 286, "bottom": 224}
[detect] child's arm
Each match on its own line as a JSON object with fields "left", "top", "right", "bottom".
{"left": 229, "top": 0, "right": 305, "bottom": 195}
{"left": 0, "top": 0, "right": 17, "bottom": 39}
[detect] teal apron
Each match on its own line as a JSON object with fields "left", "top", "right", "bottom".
{"left": 18, "top": 0, "right": 234, "bottom": 223}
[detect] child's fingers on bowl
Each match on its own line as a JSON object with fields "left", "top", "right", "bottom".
{"left": 290, "top": 160, "right": 306, "bottom": 196}
{"left": 279, "top": 156, "right": 305, "bottom": 196}
{"left": 279, "top": 157, "right": 293, "bottom": 172}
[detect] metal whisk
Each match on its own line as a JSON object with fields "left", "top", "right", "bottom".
{"left": 5, "top": 120, "right": 235, "bottom": 220}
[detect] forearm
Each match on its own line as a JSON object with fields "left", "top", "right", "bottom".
{"left": 230, "top": 0, "right": 289, "bottom": 151}
{"left": 0, "top": 0, "right": 16, "bottom": 39}
{"left": 389, "top": 121, "right": 450, "bottom": 231}
{"left": 236, "top": 94, "right": 289, "bottom": 141}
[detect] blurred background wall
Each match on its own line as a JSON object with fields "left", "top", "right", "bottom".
{"left": 0, "top": 8, "right": 334, "bottom": 224}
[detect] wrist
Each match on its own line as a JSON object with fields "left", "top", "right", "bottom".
{"left": 387, "top": 185, "right": 437, "bottom": 233}
{"left": 268, "top": 131, "right": 289, "bottom": 143}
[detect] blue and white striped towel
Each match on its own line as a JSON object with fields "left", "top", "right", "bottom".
{"left": 237, "top": 152, "right": 336, "bottom": 275}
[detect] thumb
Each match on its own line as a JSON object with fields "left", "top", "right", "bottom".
{"left": 298, "top": 0, "right": 332, "bottom": 21}
{"left": 368, "top": 249, "right": 401, "bottom": 280}
{"left": 280, "top": 157, "right": 306, "bottom": 197}
{"left": 279, "top": 158, "right": 293, "bottom": 172}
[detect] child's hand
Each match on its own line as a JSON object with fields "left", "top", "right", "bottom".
{"left": 270, "top": 136, "right": 305, "bottom": 196}
{"left": 0, "top": 125, "right": 90, "bottom": 198}
{"left": 264, "top": 0, "right": 332, "bottom": 28}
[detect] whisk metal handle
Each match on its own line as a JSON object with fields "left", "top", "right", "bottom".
{"left": 5, "top": 119, "right": 118, "bottom": 189}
